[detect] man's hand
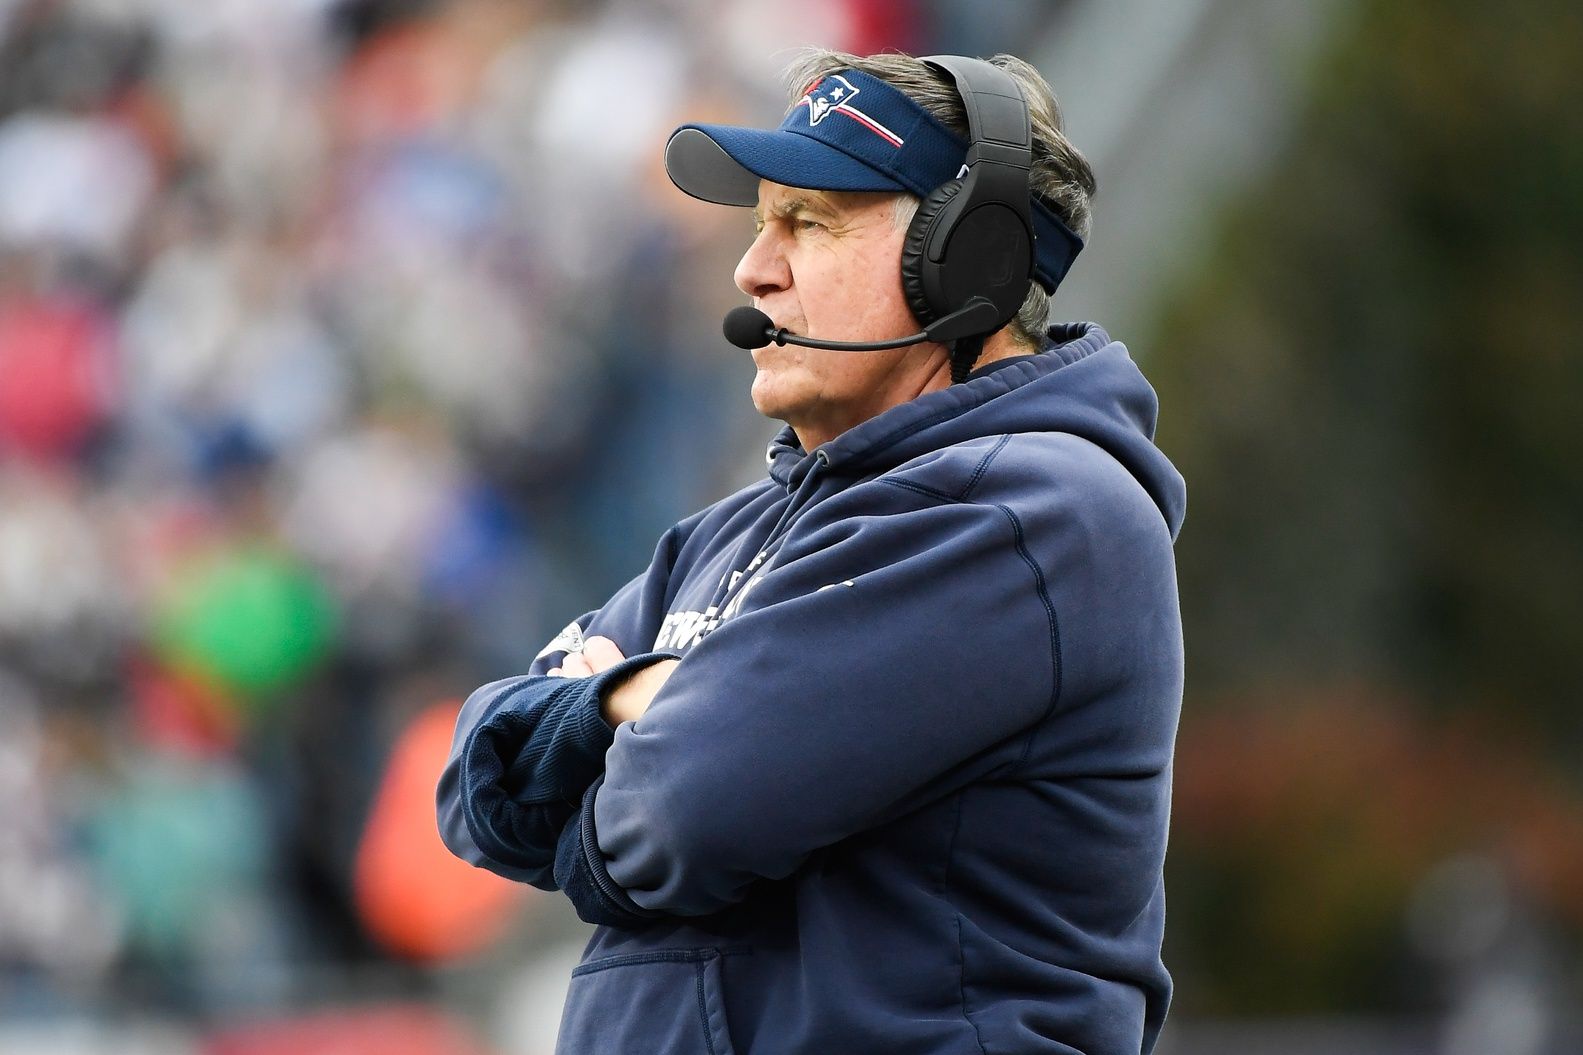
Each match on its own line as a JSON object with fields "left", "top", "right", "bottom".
{"left": 547, "top": 635, "right": 627, "bottom": 679}
{"left": 548, "top": 636, "right": 679, "bottom": 728}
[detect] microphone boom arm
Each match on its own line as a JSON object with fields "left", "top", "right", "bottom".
{"left": 728, "top": 297, "right": 1001, "bottom": 352}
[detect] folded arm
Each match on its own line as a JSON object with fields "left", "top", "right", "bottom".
{"left": 436, "top": 520, "right": 691, "bottom": 883}
{"left": 557, "top": 495, "right": 1063, "bottom": 925}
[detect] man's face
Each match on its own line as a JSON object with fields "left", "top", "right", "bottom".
{"left": 734, "top": 180, "right": 945, "bottom": 449}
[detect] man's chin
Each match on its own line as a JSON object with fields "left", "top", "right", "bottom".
{"left": 748, "top": 376, "right": 786, "bottom": 421}
{"left": 749, "top": 368, "right": 808, "bottom": 425}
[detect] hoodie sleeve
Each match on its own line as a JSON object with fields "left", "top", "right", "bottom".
{"left": 435, "top": 524, "right": 687, "bottom": 884}
{"left": 564, "top": 491, "right": 1065, "bottom": 922}
{"left": 440, "top": 653, "right": 679, "bottom": 889}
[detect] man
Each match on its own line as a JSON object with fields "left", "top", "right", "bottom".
{"left": 438, "top": 48, "right": 1185, "bottom": 1055}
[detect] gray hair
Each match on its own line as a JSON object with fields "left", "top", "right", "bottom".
{"left": 783, "top": 49, "right": 1097, "bottom": 349}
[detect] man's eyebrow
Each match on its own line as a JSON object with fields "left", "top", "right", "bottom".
{"left": 752, "top": 195, "right": 840, "bottom": 225}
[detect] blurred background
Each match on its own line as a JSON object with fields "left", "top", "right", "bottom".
{"left": 0, "top": 0, "right": 1577, "bottom": 1052}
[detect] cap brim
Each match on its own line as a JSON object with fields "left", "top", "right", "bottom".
{"left": 665, "top": 124, "right": 909, "bottom": 207}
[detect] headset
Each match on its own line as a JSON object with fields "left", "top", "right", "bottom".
{"left": 720, "top": 56, "right": 1064, "bottom": 383}
{"left": 901, "top": 55, "right": 1037, "bottom": 383}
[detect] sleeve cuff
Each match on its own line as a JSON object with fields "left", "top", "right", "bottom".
{"left": 555, "top": 776, "right": 663, "bottom": 928}
{"left": 457, "top": 653, "right": 676, "bottom": 876}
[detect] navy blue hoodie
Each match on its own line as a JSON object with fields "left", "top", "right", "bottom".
{"left": 438, "top": 322, "right": 1186, "bottom": 1055}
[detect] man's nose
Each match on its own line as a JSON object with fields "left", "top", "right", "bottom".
{"left": 734, "top": 229, "right": 791, "bottom": 298}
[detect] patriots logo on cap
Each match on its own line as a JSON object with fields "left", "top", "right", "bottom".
{"left": 799, "top": 74, "right": 905, "bottom": 147}
{"left": 805, "top": 75, "right": 859, "bottom": 126}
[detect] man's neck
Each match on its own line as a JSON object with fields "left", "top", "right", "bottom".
{"left": 789, "top": 327, "right": 1036, "bottom": 453}
{"left": 970, "top": 327, "right": 1040, "bottom": 370}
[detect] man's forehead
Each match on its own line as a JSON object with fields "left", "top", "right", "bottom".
{"left": 751, "top": 182, "right": 892, "bottom": 221}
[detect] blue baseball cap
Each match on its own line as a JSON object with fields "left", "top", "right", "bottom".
{"left": 664, "top": 67, "right": 1083, "bottom": 293}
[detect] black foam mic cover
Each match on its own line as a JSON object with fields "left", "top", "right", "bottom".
{"left": 723, "top": 306, "right": 774, "bottom": 350}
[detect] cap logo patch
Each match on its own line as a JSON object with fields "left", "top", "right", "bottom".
{"left": 799, "top": 74, "right": 905, "bottom": 147}
{"left": 805, "top": 75, "right": 857, "bottom": 126}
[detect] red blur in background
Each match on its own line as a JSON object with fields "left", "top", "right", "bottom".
{"left": 355, "top": 700, "right": 528, "bottom": 963}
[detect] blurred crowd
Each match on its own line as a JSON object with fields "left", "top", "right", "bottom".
{"left": 5, "top": 0, "right": 1580, "bottom": 1050}
{"left": 0, "top": 0, "right": 1069, "bottom": 1037}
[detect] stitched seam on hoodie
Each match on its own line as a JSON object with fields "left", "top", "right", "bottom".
{"left": 958, "top": 435, "right": 1011, "bottom": 501}
{"left": 864, "top": 483, "right": 1065, "bottom": 1044}
{"left": 875, "top": 437, "right": 1009, "bottom": 505}
{"left": 940, "top": 789, "right": 989, "bottom": 1055}
{"left": 874, "top": 481, "right": 1065, "bottom": 769}
{"left": 880, "top": 478, "right": 957, "bottom": 504}
{"left": 997, "top": 504, "right": 1064, "bottom": 770}
{"left": 696, "top": 961, "right": 719, "bottom": 1055}
{"left": 956, "top": 915, "right": 990, "bottom": 1055}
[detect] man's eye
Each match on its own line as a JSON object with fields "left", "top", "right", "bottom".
{"left": 795, "top": 218, "right": 825, "bottom": 232}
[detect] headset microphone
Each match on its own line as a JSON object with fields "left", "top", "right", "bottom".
{"left": 722, "top": 298, "right": 1000, "bottom": 353}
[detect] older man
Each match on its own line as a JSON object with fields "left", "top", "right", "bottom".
{"left": 439, "top": 49, "right": 1185, "bottom": 1055}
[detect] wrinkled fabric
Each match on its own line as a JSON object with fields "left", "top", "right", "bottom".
{"left": 439, "top": 322, "right": 1187, "bottom": 1055}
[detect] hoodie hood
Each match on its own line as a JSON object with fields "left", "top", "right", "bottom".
{"left": 767, "top": 322, "right": 1187, "bottom": 541}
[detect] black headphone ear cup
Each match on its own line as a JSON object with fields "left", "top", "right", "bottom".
{"left": 900, "top": 179, "right": 962, "bottom": 327}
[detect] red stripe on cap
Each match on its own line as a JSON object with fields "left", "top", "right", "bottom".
{"left": 834, "top": 104, "right": 904, "bottom": 147}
